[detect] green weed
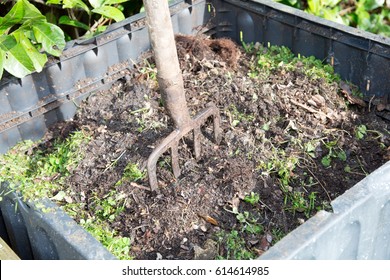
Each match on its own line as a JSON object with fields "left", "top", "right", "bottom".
{"left": 320, "top": 138, "right": 347, "bottom": 168}
{"left": 123, "top": 162, "right": 146, "bottom": 181}
{"left": 248, "top": 43, "right": 340, "bottom": 83}
{"left": 354, "top": 124, "right": 384, "bottom": 141}
{"left": 355, "top": 124, "right": 367, "bottom": 140}
{"left": 137, "top": 59, "right": 158, "bottom": 82}
{"left": 243, "top": 192, "right": 260, "bottom": 205}
{"left": 270, "top": 228, "right": 286, "bottom": 244}
{"left": 80, "top": 218, "right": 132, "bottom": 260}
{"left": 284, "top": 191, "right": 317, "bottom": 218}
{"left": 226, "top": 104, "right": 255, "bottom": 127}
{"left": 236, "top": 211, "right": 264, "bottom": 234}
{"left": 258, "top": 149, "right": 299, "bottom": 187}
{"left": 116, "top": 162, "right": 146, "bottom": 186}
{"left": 216, "top": 230, "right": 256, "bottom": 260}
{"left": 94, "top": 190, "right": 127, "bottom": 221}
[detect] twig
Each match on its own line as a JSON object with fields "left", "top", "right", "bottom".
{"left": 368, "top": 95, "right": 375, "bottom": 112}
{"left": 131, "top": 224, "right": 149, "bottom": 231}
{"left": 355, "top": 156, "right": 369, "bottom": 176}
{"left": 103, "top": 150, "right": 126, "bottom": 173}
{"left": 290, "top": 99, "right": 332, "bottom": 120}
{"left": 339, "top": 6, "right": 356, "bottom": 16}
{"left": 90, "top": 17, "right": 110, "bottom": 34}
{"left": 130, "top": 182, "right": 151, "bottom": 191}
{"left": 306, "top": 167, "right": 332, "bottom": 203}
{"left": 130, "top": 107, "right": 149, "bottom": 115}
{"left": 259, "top": 198, "right": 274, "bottom": 213}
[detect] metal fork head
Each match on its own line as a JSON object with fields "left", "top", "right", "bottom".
{"left": 147, "top": 102, "right": 221, "bottom": 191}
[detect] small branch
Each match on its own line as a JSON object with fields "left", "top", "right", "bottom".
{"left": 89, "top": 17, "right": 110, "bottom": 34}
{"left": 339, "top": 6, "right": 356, "bottom": 17}
{"left": 103, "top": 150, "right": 126, "bottom": 173}
{"left": 306, "top": 167, "right": 332, "bottom": 203}
{"left": 130, "top": 182, "right": 151, "bottom": 191}
{"left": 290, "top": 99, "right": 332, "bottom": 120}
{"left": 368, "top": 95, "right": 375, "bottom": 112}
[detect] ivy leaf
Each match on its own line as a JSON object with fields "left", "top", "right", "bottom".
{"left": 0, "top": 34, "right": 36, "bottom": 78}
{"left": 59, "top": 15, "right": 90, "bottom": 31}
{"left": 92, "top": 6, "right": 125, "bottom": 22}
{"left": 32, "top": 21, "right": 65, "bottom": 56}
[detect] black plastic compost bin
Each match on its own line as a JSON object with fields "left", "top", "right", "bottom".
{"left": 0, "top": 0, "right": 389, "bottom": 259}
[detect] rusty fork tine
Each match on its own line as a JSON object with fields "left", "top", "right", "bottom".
{"left": 147, "top": 130, "right": 180, "bottom": 191}
{"left": 147, "top": 102, "right": 221, "bottom": 191}
{"left": 171, "top": 141, "right": 181, "bottom": 178}
{"left": 193, "top": 127, "right": 201, "bottom": 160}
{"left": 213, "top": 111, "right": 221, "bottom": 144}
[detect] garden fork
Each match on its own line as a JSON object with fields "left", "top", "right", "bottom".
{"left": 143, "top": 0, "right": 221, "bottom": 191}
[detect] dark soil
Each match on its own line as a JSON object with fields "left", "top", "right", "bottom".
{"left": 49, "top": 35, "right": 389, "bottom": 259}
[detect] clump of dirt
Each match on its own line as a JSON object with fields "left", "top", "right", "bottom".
{"left": 51, "top": 35, "right": 389, "bottom": 259}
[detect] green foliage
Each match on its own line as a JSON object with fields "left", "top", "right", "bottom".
{"left": 243, "top": 192, "right": 260, "bottom": 205}
{"left": 123, "top": 162, "right": 146, "bottom": 181}
{"left": 0, "top": 0, "right": 65, "bottom": 79}
{"left": 216, "top": 230, "right": 256, "bottom": 260}
{"left": 236, "top": 211, "right": 264, "bottom": 234}
{"left": 320, "top": 138, "right": 347, "bottom": 168}
{"left": 94, "top": 189, "right": 127, "bottom": 221}
{"left": 116, "top": 162, "right": 146, "bottom": 185}
{"left": 284, "top": 191, "right": 317, "bottom": 217}
{"left": 248, "top": 43, "right": 340, "bottom": 83}
{"left": 258, "top": 148, "right": 299, "bottom": 188}
{"left": 0, "top": 0, "right": 137, "bottom": 79}
{"left": 46, "top": 0, "right": 127, "bottom": 39}
{"left": 80, "top": 217, "right": 131, "bottom": 259}
{"left": 306, "top": 0, "right": 346, "bottom": 24}
{"left": 274, "top": 0, "right": 389, "bottom": 37}
{"left": 355, "top": 124, "right": 367, "bottom": 140}
{"left": 226, "top": 104, "right": 255, "bottom": 127}
{"left": 351, "top": 0, "right": 390, "bottom": 36}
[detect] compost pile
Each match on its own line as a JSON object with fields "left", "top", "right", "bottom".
{"left": 49, "top": 35, "right": 389, "bottom": 259}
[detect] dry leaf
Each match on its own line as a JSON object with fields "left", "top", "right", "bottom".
{"left": 339, "top": 81, "right": 366, "bottom": 107}
{"left": 197, "top": 213, "right": 219, "bottom": 226}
